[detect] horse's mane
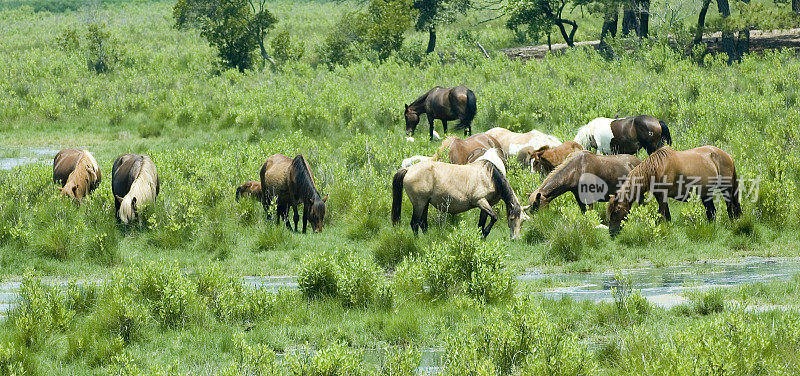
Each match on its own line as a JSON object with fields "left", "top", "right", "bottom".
{"left": 439, "top": 136, "right": 458, "bottom": 151}
{"left": 67, "top": 151, "right": 98, "bottom": 188}
{"left": 119, "top": 156, "right": 158, "bottom": 223}
{"left": 542, "top": 150, "right": 582, "bottom": 182}
{"left": 409, "top": 89, "right": 432, "bottom": 108}
{"left": 487, "top": 161, "right": 520, "bottom": 217}
{"left": 291, "top": 154, "right": 320, "bottom": 201}
{"left": 618, "top": 146, "right": 673, "bottom": 202}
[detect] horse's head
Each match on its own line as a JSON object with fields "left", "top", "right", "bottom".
{"left": 527, "top": 191, "right": 548, "bottom": 212}
{"left": 404, "top": 105, "right": 419, "bottom": 136}
{"left": 507, "top": 204, "right": 530, "bottom": 240}
{"left": 308, "top": 195, "right": 328, "bottom": 233}
{"left": 606, "top": 194, "right": 631, "bottom": 237}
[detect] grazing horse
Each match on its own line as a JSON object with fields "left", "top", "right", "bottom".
{"left": 259, "top": 154, "right": 327, "bottom": 233}
{"left": 528, "top": 151, "right": 641, "bottom": 213}
{"left": 53, "top": 148, "right": 101, "bottom": 202}
{"left": 607, "top": 146, "right": 741, "bottom": 236}
{"left": 235, "top": 181, "right": 263, "bottom": 202}
{"left": 439, "top": 133, "right": 502, "bottom": 165}
{"left": 404, "top": 85, "right": 477, "bottom": 140}
{"left": 517, "top": 141, "right": 583, "bottom": 175}
{"left": 391, "top": 157, "right": 529, "bottom": 239}
{"left": 574, "top": 115, "right": 672, "bottom": 155}
{"left": 485, "top": 127, "right": 561, "bottom": 156}
{"left": 112, "top": 154, "right": 160, "bottom": 224}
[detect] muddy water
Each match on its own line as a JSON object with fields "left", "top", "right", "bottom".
{"left": 0, "top": 147, "right": 59, "bottom": 170}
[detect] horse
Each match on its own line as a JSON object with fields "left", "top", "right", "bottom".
{"left": 404, "top": 86, "right": 477, "bottom": 140}
{"left": 517, "top": 141, "right": 583, "bottom": 175}
{"left": 401, "top": 154, "right": 439, "bottom": 168}
{"left": 574, "top": 115, "right": 672, "bottom": 155}
{"left": 528, "top": 151, "right": 641, "bottom": 213}
{"left": 53, "top": 148, "right": 101, "bottom": 202}
{"left": 112, "top": 154, "right": 160, "bottom": 224}
{"left": 391, "top": 157, "right": 529, "bottom": 239}
{"left": 439, "top": 133, "right": 502, "bottom": 165}
{"left": 485, "top": 127, "right": 561, "bottom": 156}
{"left": 607, "top": 146, "right": 741, "bottom": 236}
{"left": 235, "top": 181, "right": 263, "bottom": 202}
{"left": 470, "top": 148, "right": 507, "bottom": 176}
{"left": 260, "top": 154, "right": 327, "bottom": 233}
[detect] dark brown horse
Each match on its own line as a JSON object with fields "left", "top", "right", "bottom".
{"left": 404, "top": 85, "right": 477, "bottom": 140}
{"left": 607, "top": 146, "right": 741, "bottom": 236}
{"left": 260, "top": 154, "right": 327, "bottom": 233}
{"left": 574, "top": 115, "right": 672, "bottom": 155}
{"left": 235, "top": 181, "right": 263, "bottom": 202}
{"left": 528, "top": 151, "right": 641, "bottom": 213}
{"left": 439, "top": 133, "right": 502, "bottom": 165}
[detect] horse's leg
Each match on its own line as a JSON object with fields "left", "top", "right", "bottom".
{"left": 442, "top": 120, "right": 448, "bottom": 135}
{"left": 703, "top": 198, "right": 717, "bottom": 221}
{"left": 476, "top": 198, "right": 498, "bottom": 238}
{"left": 573, "top": 192, "right": 587, "bottom": 213}
{"left": 421, "top": 201, "right": 430, "bottom": 233}
{"left": 302, "top": 202, "right": 309, "bottom": 233}
{"left": 726, "top": 183, "right": 742, "bottom": 219}
{"left": 428, "top": 116, "right": 435, "bottom": 141}
{"left": 478, "top": 211, "right": 488, "bottom": 232}
{"left": 292, "top": 204, "right": 300, "bottom": 232}
{"left": 658, "top": 201, "right": 671, "bottom": 221}
{"left": 410, "top": 202, "right": 423, "bottom": 235}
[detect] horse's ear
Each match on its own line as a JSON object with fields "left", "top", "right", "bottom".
{"left": 115, "top": 195, "right": 123, "bottom": 203}
{"left": 322, "top": 195, "right": 328, "bottom": 203}
{"left": 404, "top": 104, "right": 409, "bottom": 110}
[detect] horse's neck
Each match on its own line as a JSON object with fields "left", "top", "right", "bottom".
{"left": 409, "top": 91, "right": 429, "bottom": 110}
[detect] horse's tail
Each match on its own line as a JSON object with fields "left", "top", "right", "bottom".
{"left": 459, "top": 89, "right": 477, "bottom": 129}
{"left": 392, "top": 168, "right": 408, "bottom": 225}
{"left": 660, "top": 120, "right": 672, "bottom": 146}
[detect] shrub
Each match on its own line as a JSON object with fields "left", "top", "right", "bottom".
{"left": 680, "top": 198, "right": 715, "bottom": 242}
{"left": 9, "top": 272, "right": 73, "bottom": 349}
{"left": 287, "top": 342, "right": 363, "bottom": 376}
{"left": 381, "top": 347, "right": 421, "bottom": 376}
{"left": 138, "top": 121, "right": 164, "bottom": 138}
{"left": 298, "top": 252, "right": 340, "bottom": 299}
{"left": 255, "top": 223, "right": 296, "bottom": 252}
{"left": 545, "top": 207, "right": 604, "bottom": 262}
{"left": 617, "top": 203, "right": 668, "bottom": 247}
{"left": 692, "top": 288, "right": 725, "bottom": 315}
{"left": 271, "top": 30, "right": 306, "bottom": 64}
{"left": 373, "top": 227, "right": 420, "bottom": 270}
{"left": 338, "top": 257, "right": 386, "bottom": 308}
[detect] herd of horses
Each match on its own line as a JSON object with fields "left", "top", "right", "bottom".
{"left": 48, "top": 85, "right": 741, "bottom": 240}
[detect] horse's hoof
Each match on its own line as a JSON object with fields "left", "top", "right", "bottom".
{"left": 405, "top": 136, "right": 415, "bottom": 142}
{"left": 431, "top": 131, "right": 441, "bottom": 141}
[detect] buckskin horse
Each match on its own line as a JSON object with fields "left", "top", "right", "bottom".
{"left": 260, "top": 154, "right": 327, "bottom": 233}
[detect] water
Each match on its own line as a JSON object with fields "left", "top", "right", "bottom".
{"left": 0, "top": 147, "right": 59, "bottom": 170}
{"left": 518, "top": 257, "right": 800, "bottom": 308}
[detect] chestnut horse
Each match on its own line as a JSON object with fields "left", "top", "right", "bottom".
{"left": 439, "top": 133, "right": 502, "bottom": 165}
{"left": 574, "top": 115, "right": 672, "bottom": 155}
{"left": 112, "top": 154, "right": 160, "bottom": 224}
{"left": 404, "top": 86, "right": 477, "bottom": 140}
{"left": 517, "top": 141, "right": 583, "bottom": 174}
{"left": 53, "top": 148, "right": 101, "bottom": 202}
{"left": 235, "top": 181, "right": 263, "bottom": 202}
{"left": 528, "top": 151, "right": 640, "bottom": 213}
{"left": 260, "top": 154, "right": 327, "bottom": 233}
{"left": 391, "top": 157, "right": 528, "bottom": 239}
{"left": 485, "top": 127, "right": 561, "bottom": 156}
{"left": 607, "top": 146, "right": 741, "bottom": 236}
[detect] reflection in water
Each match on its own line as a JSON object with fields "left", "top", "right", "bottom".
{"left": 0, "top": 147, "right": 59, "bottom": 170}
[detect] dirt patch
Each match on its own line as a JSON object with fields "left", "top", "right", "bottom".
{"left": 501, "top": 28, "right": 800, "bottom": 60}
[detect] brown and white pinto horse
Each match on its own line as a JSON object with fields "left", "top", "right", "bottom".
{"left": 439, "top": 133, "right": 502, "bottom": 165}
{"left": 517, "top": 141, "right": 583, "bottom": 175}
{"left": 260, "top": 154, "right": 327, "bottom": 233}
{"left": 574, "top": 115, "right": 672, "bottom": 155}
{"left": 112, "top": 154, "right": 160, "bottom": 224}
{"left": 53, "top": 148, "right": 101, "bottom": 202}
{"left": 404, "top": 86, "right": 477, "bottom": 140}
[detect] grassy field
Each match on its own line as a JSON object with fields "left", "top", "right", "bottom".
{"left": 2, "top": 0, "right": 800, "bottom": 374}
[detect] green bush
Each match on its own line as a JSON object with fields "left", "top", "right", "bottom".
{"left": 617, "top": 203, "right": 669, "bottom": 247}
{"left": 680, "top": 199, "right": 716, "bottom": 242}
{"left": 338, "top": 257, "right": 385, "bottom": 308}
{"left": 381, "top": 347, "right": 421, "bottom": 376}
{"left": 287, "top": 342, "right": 363, "bottom": 376}
{"left": 255, "top": 223, "right": 296, "bottom": 252}
{"left": 546, "top": 208, "right": 604, "bottom": 262}
{"left": 298, "top": 252, "right": 340, "bottom": 300}
{"left": 692, "top": 288, "right": 725, "bottom": 316}
{"left": 373, "top": 227, "right": 420, "bottom": 270}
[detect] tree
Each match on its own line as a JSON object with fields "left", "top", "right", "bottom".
{"left": 413, "top": 0, "right": 471, "bottom": 53}
{"left": 174, "top": 0, "right": 277, "bottom": 71}
{"left": 506, "top": 0, "right": 587, "bottom": 47}
{"left": 364, "top": 0, "right": 417, "bottom": 60}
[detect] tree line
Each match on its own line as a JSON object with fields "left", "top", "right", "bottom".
{"left": 172, "top": 0, "right": 800, "bottom": 71}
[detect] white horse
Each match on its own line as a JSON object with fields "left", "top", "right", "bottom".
{"left": 486, "top": 127, "right": 561, "bottom": 156}
{"left": 574, "top": 118, "right": 615, "bottom": 155}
